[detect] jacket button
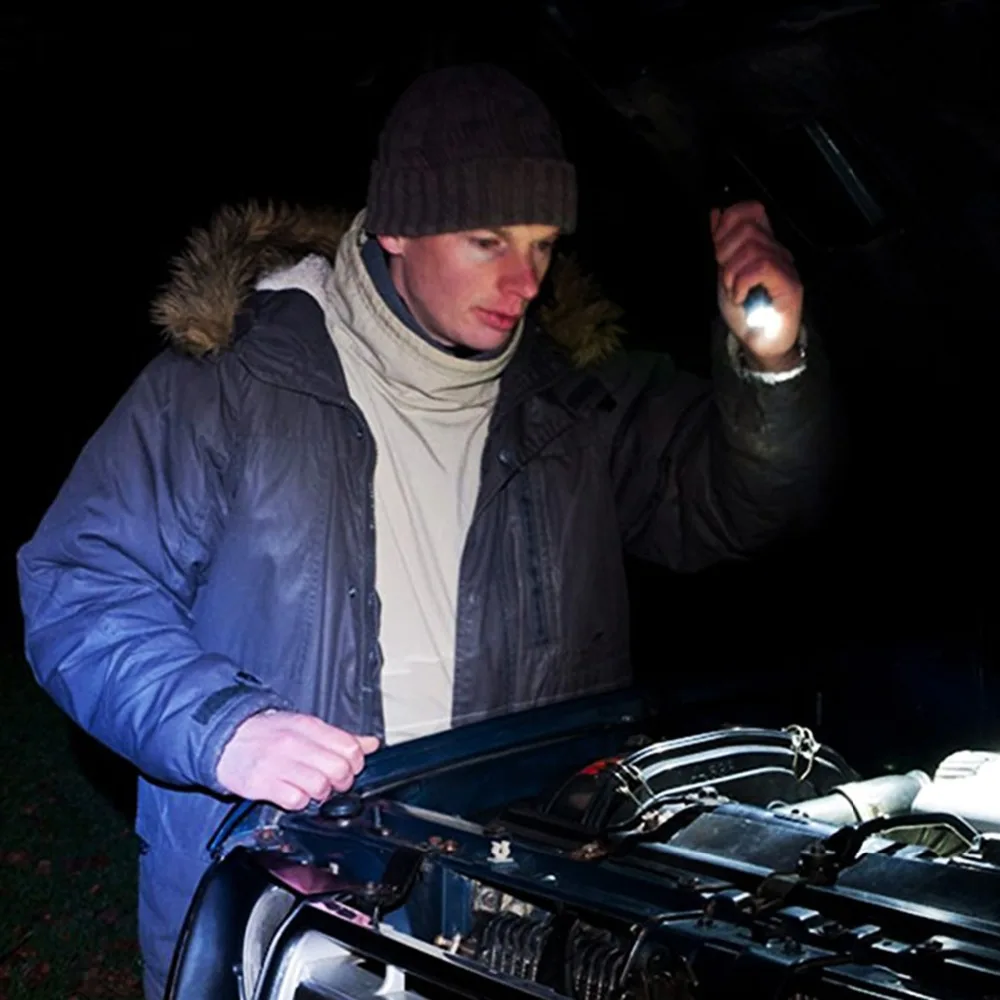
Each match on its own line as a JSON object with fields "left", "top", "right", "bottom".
{"left": 348, "top": 587, "right": 358, "bottom": 599}
{"left": 499, "top": 448, "right": 513, "bottom": 466}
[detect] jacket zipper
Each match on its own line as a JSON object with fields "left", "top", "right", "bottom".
{"left": 337, "top": 400, "right": 381, "bottom": 738}
{"left": 518, "top": 479, "right": 547, "bottom": 646}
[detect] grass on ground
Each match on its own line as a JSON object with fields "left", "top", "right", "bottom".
{"left": 1, "top": 651, "right": 142, "bottom": 999}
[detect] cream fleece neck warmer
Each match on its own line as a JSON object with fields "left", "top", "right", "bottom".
{"left": 258, "top": 212, "right": 522, "bottom": 743}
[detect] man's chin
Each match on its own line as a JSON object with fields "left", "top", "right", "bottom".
{"left": 446, "top": 323, "right": 517, "bottom": 355}
{"left": 471, "top": 328, "right": 517, "bottom": 354}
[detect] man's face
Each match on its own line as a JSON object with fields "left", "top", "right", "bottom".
{"left": 377, "top": 224, "right": 560, "bottom": 353}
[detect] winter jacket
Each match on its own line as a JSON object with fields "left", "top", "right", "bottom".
{"left": 16, "top": 204, "right": 831, "bottom": 994}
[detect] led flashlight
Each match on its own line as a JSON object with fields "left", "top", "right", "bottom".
{"left": 744, "top": 284, "right": 782, "bottom": 338}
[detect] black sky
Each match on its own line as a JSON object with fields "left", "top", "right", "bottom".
{"left": 4, "top": 7, "right": 997, "bottom": 689}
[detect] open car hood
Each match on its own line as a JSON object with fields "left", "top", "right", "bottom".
{"left": 168, "top": 679, "right": 1000, "bottom": 999}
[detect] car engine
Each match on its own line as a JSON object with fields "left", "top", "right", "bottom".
{"left": 166, "top": 692, "right": 1000, "bottom": 1000}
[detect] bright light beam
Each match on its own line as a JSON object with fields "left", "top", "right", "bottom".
{"left": 744, "top": 284, "right": 783, "bottom": 339}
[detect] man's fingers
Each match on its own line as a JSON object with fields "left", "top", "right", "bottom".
{"left": 271, "top": 781, "right": 313, "bottom": 813}
{"left": 719, "top": 244, "right": 798, "bottom": 302}
{"left": 714, "top": 225, "right": 792, "bottom": 271}
{"left": 293, "top": 722, "right": 380, "bottom": 784}
{"left": 712, "top": 201, "right": 773, "bottom": 249}
{"left": 728, "top": 257, "right": 799, "bottom": 308}
{"left": 268, "top": 749, "right": 358, "bottom": 806}
{"left": 216, "top": 711, "right": 383, "bottom": 807}
{"left": 710, "top": 203, "right": 805, "bottom": 357}
{"left": 267, "top": 722, "right": 360, "bottom": 779}
{"left": 272, "top": 759, "right": 339, "bottom": 805}
{"left": 260, "top": 752, "right": 356, "bottom": 808}
{"left": 715, "top": 227, "right": 793, "bottom": 270}
{"left": 301, "top": 716, "right": 372, "bottom": 774}
{"left": 298, "top": 738, "right": 364, "bottom": 786}
{"left": 716, "top": 236, "right": 777, "bottom": 297}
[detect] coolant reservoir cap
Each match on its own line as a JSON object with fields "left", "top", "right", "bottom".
{"left": 320, "top": 793, "right": 363, "bottom": 820}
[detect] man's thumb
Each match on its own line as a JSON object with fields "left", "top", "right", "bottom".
{"left": 358, "top": 735, "right": 381, "bottom": 754}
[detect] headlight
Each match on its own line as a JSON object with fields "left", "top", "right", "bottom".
{"left": 241, "top": 885, "right": 295, "bottom": 999}
{"left": 260, "top": 928, "right": 411, "bottom": 1000}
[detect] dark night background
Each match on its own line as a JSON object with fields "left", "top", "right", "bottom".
{"left": 3, "top": 2, "right": 998, "bottom": 771}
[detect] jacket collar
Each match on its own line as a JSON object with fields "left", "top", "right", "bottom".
{"left": 231, "top": 288, "right": 350, "bottom": 403}
{"left": 152, "top": 203, "right": 625, "bottom": 369}
{"left": 233, "top": 283, "right": 613, "bottom": 431}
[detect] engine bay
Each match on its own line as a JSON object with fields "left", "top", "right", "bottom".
{"left": 168, "top": 699, "right": 1000, "bottom": 1000}
{"left": 509, "top": 724, "right": 1000, "bottom": 846}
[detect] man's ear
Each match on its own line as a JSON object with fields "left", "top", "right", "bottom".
{"left": 376, "top": 234, "right": 407, "bottom": 256}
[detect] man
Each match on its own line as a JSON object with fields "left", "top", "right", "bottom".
{"left": 17, "top": 64, "right": 829, "bottom": 997}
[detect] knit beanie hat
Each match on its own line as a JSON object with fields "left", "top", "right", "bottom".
{"left": 365, "top": 64, "right": 577, "bottom": 237}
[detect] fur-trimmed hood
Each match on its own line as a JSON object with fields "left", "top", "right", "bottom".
{"left": 151, "top": 204, "right": 624, "bottom": 368}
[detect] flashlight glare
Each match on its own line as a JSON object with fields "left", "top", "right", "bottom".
{"left": 746, "top": 303, "right": 783, "bottom": 339}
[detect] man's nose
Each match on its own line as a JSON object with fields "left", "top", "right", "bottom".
{"left": 500, "top": 254, "right": 542, "bottom": 303}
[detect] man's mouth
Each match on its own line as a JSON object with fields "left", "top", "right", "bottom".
{"left": 475, "top": 308, "right": 520, "bottom": 332}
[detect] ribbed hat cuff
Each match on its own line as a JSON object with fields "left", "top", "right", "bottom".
{"left": 365, "top": 157, "right": 577, "bottom": 236}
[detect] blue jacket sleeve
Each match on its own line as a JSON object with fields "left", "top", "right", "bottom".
{"left": 611, "top": 321, "right": 833, "bottom": 572}
{"left": 16, "top": 350, "right": 290, "bottom": 793}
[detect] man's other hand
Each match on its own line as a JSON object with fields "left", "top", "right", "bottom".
{"left": 711, "top": 201, "right": 805, "bottom": 371}
{"left": 216, "top": 710, "right": 380, "bottom": 811}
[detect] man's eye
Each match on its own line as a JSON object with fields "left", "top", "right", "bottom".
{"left": 472, "top": 236, "right": 501, "bottom": 251}
{"left": 537, "top": 242, "right": 555, "bottom": 254}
